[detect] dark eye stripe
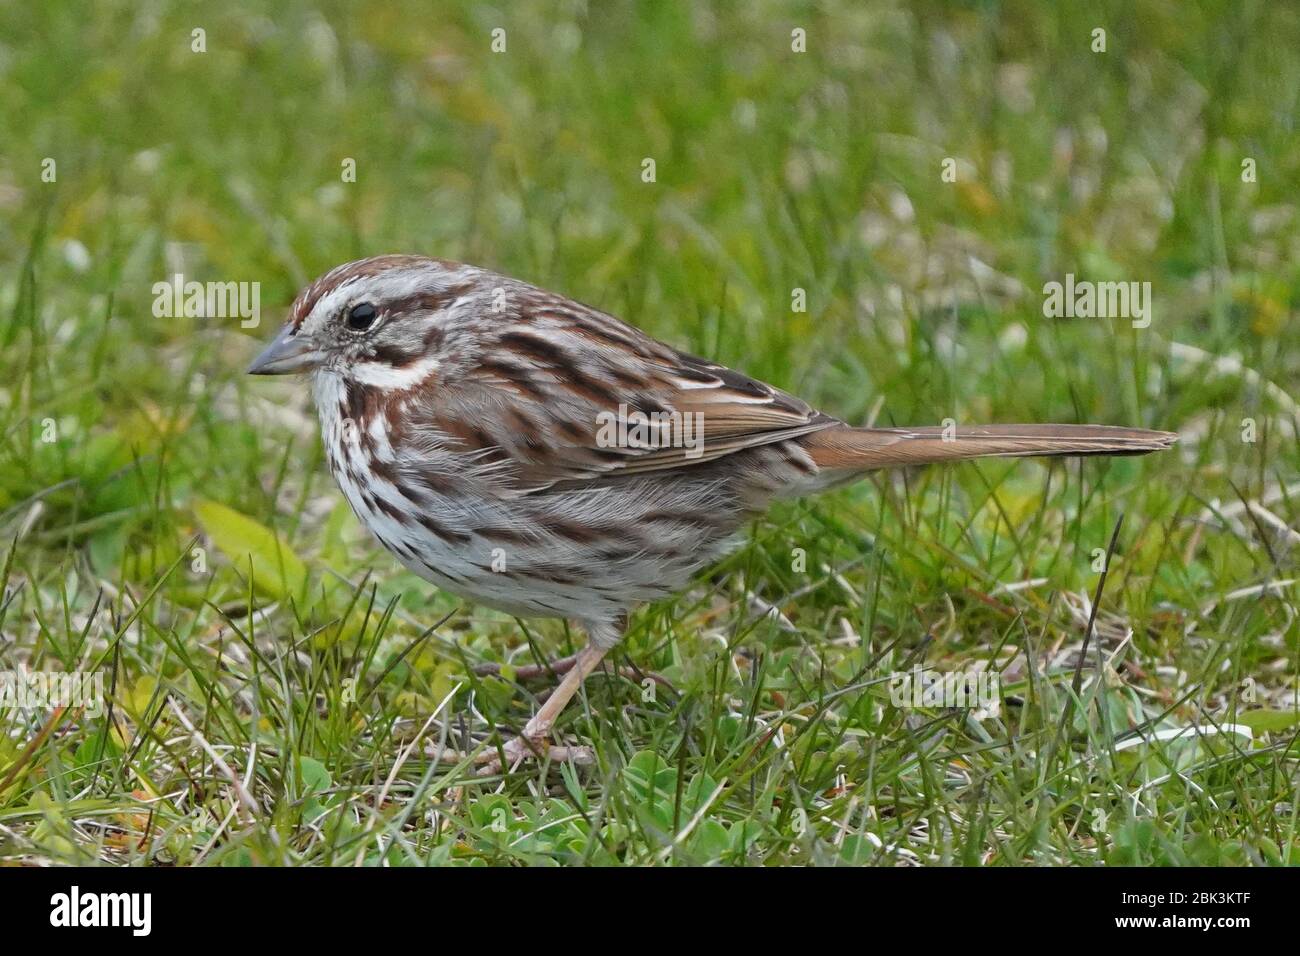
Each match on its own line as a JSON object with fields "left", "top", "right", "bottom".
{"left": 370, "top": 343, "right": 422, "bottom": 368}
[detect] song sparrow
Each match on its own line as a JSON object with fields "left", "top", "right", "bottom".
{"left": 249, "top": 254, "right": 1176, "bottom": 771}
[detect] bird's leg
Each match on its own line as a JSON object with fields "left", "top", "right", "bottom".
{"left": 474, "top": 650, "right": 675, "bottom": 697}
{"left": 476, "top": 639, "right": 611, "bottom": 774}
{"left": 473, "top": 652, "right": 583, "bottom": 681}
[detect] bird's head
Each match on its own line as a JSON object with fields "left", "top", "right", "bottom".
{"left": 247, "top": 255, "right": 476, "bottom": 387}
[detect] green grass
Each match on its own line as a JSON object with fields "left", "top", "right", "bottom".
{"left": 2, "top": 0, "right": 1298, "bottom": 866}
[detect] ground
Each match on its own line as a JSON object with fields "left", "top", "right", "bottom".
{"left": 1, "top": 0, "right": 1298, "bottom": 865}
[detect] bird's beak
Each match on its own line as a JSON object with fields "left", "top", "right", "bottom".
{"left": 247, "top": 326, "right": 323, "bottom": 375}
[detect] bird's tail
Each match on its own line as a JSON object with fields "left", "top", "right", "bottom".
{"left": 803, "top": 423, "right": 1177, "bottom": 472}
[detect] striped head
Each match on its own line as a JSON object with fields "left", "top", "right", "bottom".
{"left": 247, "top": 255, "right": 478, "bottom": 389}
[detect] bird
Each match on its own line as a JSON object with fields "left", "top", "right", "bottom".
{"left": 248, "top": 254, "right": 1176, "bottom": 771}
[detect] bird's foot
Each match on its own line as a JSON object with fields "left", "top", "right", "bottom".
{"left": 427, "top": 730, "right": 595, "bottom": 775}
{"left": 430, "top": 640, "right": 612, "bottom": 776}
{"left": 474, "top": 733, "right": 595, "bottom": 776}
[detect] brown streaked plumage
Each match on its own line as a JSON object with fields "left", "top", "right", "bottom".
{"left": 249, "top": 254, "right": 1177, "bottom": 772}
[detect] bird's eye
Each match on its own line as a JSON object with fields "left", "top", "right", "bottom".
{"left": 347, "top": 302, "right": 378, "bottom": 331}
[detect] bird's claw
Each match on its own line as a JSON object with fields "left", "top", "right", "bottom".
{"left": 428, "top": 733, "right": 595, "bottom": 775}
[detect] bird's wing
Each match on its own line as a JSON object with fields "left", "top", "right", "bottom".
{"left": 414, "top": 291, "right": 839, "bottom": 493}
